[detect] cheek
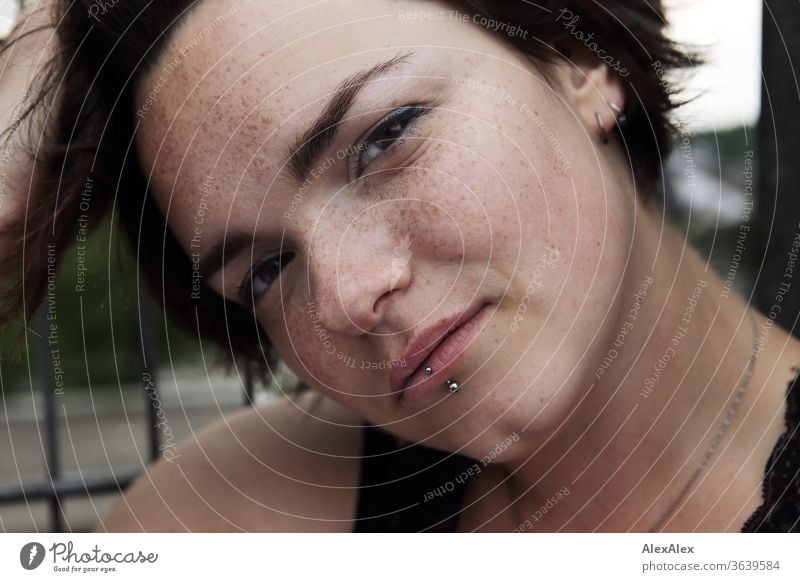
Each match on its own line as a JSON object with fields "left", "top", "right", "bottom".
{"left": 506, "top": 117, "right": 635, "bottom": 348}
{"left": 428, "top": 116, "right": 568, "bottom": 296}
{"left": 264, "top": 303, "right": 349, "bottom": 393}
{"left": 453, "top": 91, "right": 635, "bottom": 324}
{"left": 404, "top": 133, "right": 527, "bottom": 268}
{"left": 550, "top": 142, "right": 634, "bottom": 307}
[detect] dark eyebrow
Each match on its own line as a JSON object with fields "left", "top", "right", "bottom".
{"left": 198, "top": 233, "right": 255, "bottom": 280}
{"left": 284, "top": 51, "right": 414, "bottom": 185}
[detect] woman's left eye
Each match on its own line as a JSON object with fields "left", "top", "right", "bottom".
{"left": 237, "top": 251, "right": 294, "bottom": 307}
{"left": 347, "top": 104, "right": 431, "bottom": 180}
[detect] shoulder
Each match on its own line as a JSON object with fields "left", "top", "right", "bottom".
{"left": 97, "top": 392, "right": 365, "bottom": 532}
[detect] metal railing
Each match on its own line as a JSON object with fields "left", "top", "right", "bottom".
{"left": 0, "top": 294, "right": 254, "bottom": 532}
{"left": 0, "top": 1, "right": 256, "bottom": 533}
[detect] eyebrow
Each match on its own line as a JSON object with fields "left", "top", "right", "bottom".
{"left": 284, "top": 51, "right": 414, "bottom": 185}
{"left": 197, "top": 53, "right": 415, "bottom": 283}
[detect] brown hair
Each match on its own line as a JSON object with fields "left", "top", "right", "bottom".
{"left": 0, "top": 0, "right": 695, "bottom": 377}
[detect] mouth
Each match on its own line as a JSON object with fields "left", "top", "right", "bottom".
{"left": 388, "top": 302, "right": 493, "bottom": 404}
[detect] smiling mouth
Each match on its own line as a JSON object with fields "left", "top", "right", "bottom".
{"left": 392, "top": 302, "right": 493, "bottom": 404}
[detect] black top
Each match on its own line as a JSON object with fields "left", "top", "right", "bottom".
{"left": 353, "top": 368, "right": 800, "bottom": 532}
{"left": 352, "top": 424, "right": 474, "bottom": 532}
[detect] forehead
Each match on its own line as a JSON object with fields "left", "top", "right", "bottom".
{"left": 134, "top": 0, "right": 476, "bottom": 225}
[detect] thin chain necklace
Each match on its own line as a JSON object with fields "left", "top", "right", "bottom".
{"left": 648, "top": 308, "right": 759, "bottom": 532}
{"left": 504, "top": 309, "right": 760, "bottom": 533}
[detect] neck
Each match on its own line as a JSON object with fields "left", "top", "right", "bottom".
{"left": 499, "top": 205, "right": 800, "bottom": 532}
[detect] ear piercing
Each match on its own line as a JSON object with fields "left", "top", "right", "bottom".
{"left": 596, "top": 103, "right": 627, "bottom": 145}
{"left": 423, "top": 365, "right": 460, "bottom": 394}
{"left": 609, "top": 102, "right": 628, "bottom": 127}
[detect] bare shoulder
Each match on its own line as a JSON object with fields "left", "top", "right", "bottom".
{"left": 97, "top": 392, "right": 365, "bottom": 532}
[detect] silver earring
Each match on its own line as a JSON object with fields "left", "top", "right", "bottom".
{"left": 446, "top": 379, "right": 460, "bottom": 393}
{"left": 609, "top": 102, "right": 627, "bottom": 127}
{"left": 424, "top": 366, "right": 433, "bottom": 377}
{"left": 595, "top": 112, "right": 608, "bottom": 144}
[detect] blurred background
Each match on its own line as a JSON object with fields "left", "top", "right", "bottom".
{"left": 1, "top": 0, "right": 797, "bottom": 532}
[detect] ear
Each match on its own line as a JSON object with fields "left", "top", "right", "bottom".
{"left": 557, "top": 44, "right": 627, "bottom": 143}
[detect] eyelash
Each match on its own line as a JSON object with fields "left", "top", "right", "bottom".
{"left": 237, "top": 105, "right": 431, "bottom": 307}
{"left": 237, "top": 251, "right": 294, "bottom": 307}
{"left": 346, "top": 104, "right": 431, "bottom": 181}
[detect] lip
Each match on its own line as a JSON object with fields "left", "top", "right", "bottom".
{"left": 389, "top": 302, "right": 492, "bottom": 404}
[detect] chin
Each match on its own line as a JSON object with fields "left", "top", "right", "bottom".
{"left": 463, "top": 353, "right": 593, "bottom": 443}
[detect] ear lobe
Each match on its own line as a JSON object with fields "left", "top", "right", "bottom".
{"left": 563, "top": 45, "right": 627, "bottom": 142}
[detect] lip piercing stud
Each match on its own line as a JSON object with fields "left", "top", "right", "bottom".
{"left": 446, "top": 379, "right": 460, "bottom": 394}
{"left": 424, "top": 366, "right": 433, "bottom": 377}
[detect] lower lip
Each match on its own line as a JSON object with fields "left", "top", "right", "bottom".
{"left": 398, "top": 303, "right": 493, "bottom": 405}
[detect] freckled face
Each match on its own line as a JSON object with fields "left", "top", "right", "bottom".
{"left": 135, "top": 0, "right": 634, "bottom": 457}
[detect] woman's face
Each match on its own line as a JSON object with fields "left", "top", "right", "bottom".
{"left": 135, "top": 0, "right": 634, "bottom": 459}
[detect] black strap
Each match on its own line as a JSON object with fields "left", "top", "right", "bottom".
{"left": 352, "top": 423, "right": 474, "bottom": 532}
{"left": 741, "top": 367, "right": 800, "bottom": 532}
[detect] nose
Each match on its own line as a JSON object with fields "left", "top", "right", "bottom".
{"left": 309, "top": 221, "right": 412, "bottom": 336}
